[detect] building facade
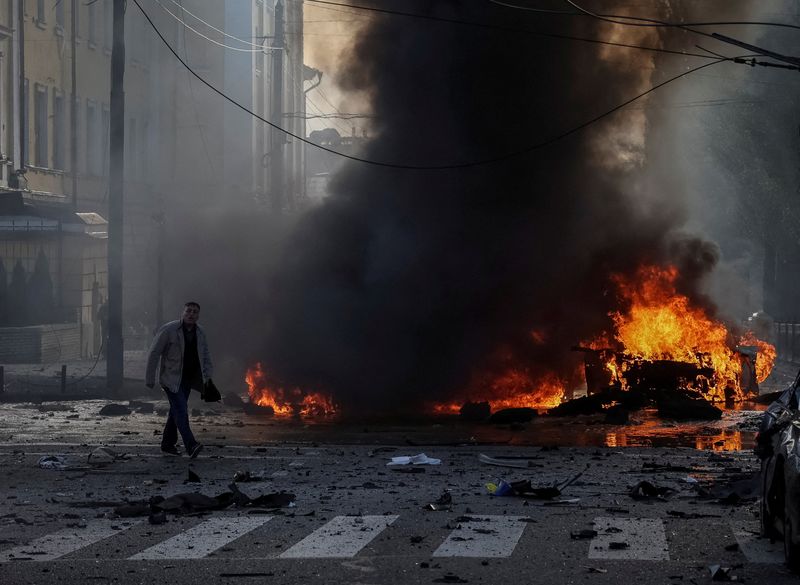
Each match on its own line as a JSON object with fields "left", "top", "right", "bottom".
{"left": 0, "top": 0, "right": 306, "bottom": 363}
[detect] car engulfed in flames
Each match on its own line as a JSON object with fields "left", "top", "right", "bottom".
{"left": 577, "top": 266, "right": 775, "bottom": 402}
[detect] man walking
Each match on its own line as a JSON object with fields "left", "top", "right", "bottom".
{"left": 145, "top": 302, "right": 213, "bottom": 457}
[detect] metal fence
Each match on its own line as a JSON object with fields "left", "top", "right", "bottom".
{"left": 774, "top": 322, "right": 800, "bottom": 364}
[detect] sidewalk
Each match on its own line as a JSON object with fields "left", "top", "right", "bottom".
{"left": 0, "top": 351, "right": 158, "bottom": 402}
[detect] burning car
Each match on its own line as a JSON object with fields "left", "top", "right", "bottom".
{"left": 756, "top": 372, "right": 800, "bottom": 569}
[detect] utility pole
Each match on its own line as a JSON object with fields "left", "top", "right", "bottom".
{"left": 70, "top": 0, "right": 78, "bottom": 210}
{"left": 107, "top": 0, "right": 126, "bottom": 392}
{"left": 17, "top": 0, "right": 25, "bottom": 170}
{"left": 269, "top": 0, "right": 285, "bottom": 212}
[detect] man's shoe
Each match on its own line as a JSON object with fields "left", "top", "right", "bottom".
{"left": 161, "top": 445, "right": 182, "bottom": 456}
{"left": 188, "top": 443, "right": 203, "bottom": 459}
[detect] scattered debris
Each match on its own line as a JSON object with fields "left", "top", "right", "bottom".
{"left": 222, "top": 393, "right": 245, "bottom": 407}
{"left": 571, "top": 529, "right": 598, "bottom": 540}
{"left": 708, "top": 565, "right": 738, "bottom": 581}
{"left": 242, "top": 402, "right": 274, "bottom": 416}
{"left": 459, "top": 401, "right": 490, "bottom": 422}
{"left": 478, "top": 453, "right": 540, "bottom": 469}
{"left": 587, "top": 567, "right": 608, "bottom": 574}
{"left": 129, "top": 401, "right": 154, "bottom": 414}
{"left": 88, "top": 447, "right": 126, "bottom": 465}
{"left": 666, "top": 510, "right": 721, "bottom": 520}
{"left": 98, "top": 404, "right": 132, "bottom": 416}
{"left": 656, "top": 391, "right": 722, "bottom": 421}
{"left": 629, "top": 481, "right": 672, "bottom": 500}
{"left": 185, "top": 469, "right": 202, "bottom": 484}
{"left": 426, "top": 491, "right": 453, "bottom": 511}
{"left": 433, "top": 573, "right": 468, "bottom": 583}
{"left": 387, "top": 454, "right": 441, "bottom": 466}
{"left": 38, "top": 455, "right": 67, "bottom": 470}
{"left": 112, "top": 488, "right": 296, "bottom": 518}
{"left": 233, "top": 470, "right": 265, "bottom": 483}
{"left": 486, "top": 479, "right": 560, "bottom": 499}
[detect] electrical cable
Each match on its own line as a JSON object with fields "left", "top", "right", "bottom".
{"left": 133, "top": 0, "right": 743, "bottom": 170}
{"left": 298, "top": 0, "right": 716, "bottom": 61}
{"left": 489, "top": 0, "right": 800, "bottom": 32}
{"left": 161, "top": 0, "right": 273, "bottom": 50}
{"left": 153, "top": 0, "right": 280, "bottom": 52}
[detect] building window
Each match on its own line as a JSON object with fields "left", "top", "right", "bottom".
{"left": 86, "top": 100, "right": 99, "bottom": 176}
{"left": 74, "top": 0, "right": 81, "bottom": 39}
{"left": 127, "top": 117, "right": 137, "bottom": 178}
{"left": 140, "top": 119, "right": 149, "bottom": 177}
{"left": 74, "top": 97, "right": 84, "bottom": 173}
{"left": 36, "top": 0, "right": 46, "bottom": 25}
{"left": 34, "top": 84, "right": 49, "bottom": 168}
{"left": 55, "top": 0, "right": 65, "bottom": 29}
{"left": 22, "top": 80, "right": 29, "bottom": 165}
{"left": 53, "top": 92, "right": 65, "bottom": 170}
{"left": 88, "top": 0, "right": 97, "bottom": 47}
{"left": 101, "top": 105, "right": 109, "bottom": 176}
{"left": 103, "top": 1, "right": 112, "bottom": 50}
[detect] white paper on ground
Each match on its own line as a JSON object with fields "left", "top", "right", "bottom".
{"left": 387, "top": 453, "right": 441, "bottom": 465}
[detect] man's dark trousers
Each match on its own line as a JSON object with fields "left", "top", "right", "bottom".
{"left": 162, "top": 380, "right": 198, "bottom": 452}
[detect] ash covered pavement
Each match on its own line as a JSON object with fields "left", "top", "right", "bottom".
{"left": 0, "top": 393, "right": 797, "bottom": 585}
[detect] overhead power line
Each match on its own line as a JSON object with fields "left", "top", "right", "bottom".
{"left": 153, "top": 0, "right": 281, "bottom": 52}
{"left": 133, "top": 0, "right": 744, "bottom": 170}
{"left": 161, "top": 0, "right": 270, "bottom": 49}
{"left": 301, "top": 0, "right": 716, "bottom": 61}
{"left": 489, "top": 0, "right": 800, "bottom": 32}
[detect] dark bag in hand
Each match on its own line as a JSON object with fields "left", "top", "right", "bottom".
{"left": 202, "top": 379, "right": 221, "bottom": 402}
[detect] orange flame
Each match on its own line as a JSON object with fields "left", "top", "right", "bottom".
{"left": 740, "top": 331, "right": 777, "bottom": 384}
{"left": 597, "top": 265, "right": 775, "bottom": 400}
{"left": 430, "top": 370, "right": 566, "bottom": 415}
{"left": 245, "top": 363, "right": 338, "bottom": 418}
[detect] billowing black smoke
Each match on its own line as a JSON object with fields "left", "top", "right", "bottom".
{"left": 259, "top": 0, "right": 719, "bottom": 412}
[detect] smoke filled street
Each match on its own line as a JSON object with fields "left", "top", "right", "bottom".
{"left": 3, "top": 0, "right": 800, "bottom": 582}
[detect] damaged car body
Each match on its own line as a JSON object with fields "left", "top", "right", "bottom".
{"left": 757, "top": 371, "right": 800, "bottom": 568}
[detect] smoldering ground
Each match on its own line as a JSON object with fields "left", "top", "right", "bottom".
{"left": 163, "top": 1, "right": 789, "bottom": 413}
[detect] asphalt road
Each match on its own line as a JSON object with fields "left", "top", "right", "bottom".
{"left": 0, "top": 398, "right": 796, "bottom": 585}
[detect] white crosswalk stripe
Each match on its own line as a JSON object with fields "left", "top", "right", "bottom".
{"left": 433, "top": 515, "right": 529, "bottom": 558}
{"left": 588, "top": 517, "right": 669, "bottom": 561}
{"left": 280, "top": 515, "right": 398, "bottom": 558}
{"left": 0, "top": 520, "right": 141, "bottom": 562}
{"left": 129, "top": 515, "right": 273, "bottom": 560}
{"left": 0, "top": 513, "right": 778, "bottom": 563}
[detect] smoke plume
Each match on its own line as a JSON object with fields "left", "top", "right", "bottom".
{"left": 249, "top": 0, "right": 739, "bottom": 413}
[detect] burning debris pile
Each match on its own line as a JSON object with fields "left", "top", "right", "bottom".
{"left": 243, "top": 263, "right": 775, "bottom": 421}
{"left": 576, "top": 265, "right": 775, "bottom": 403}
{"left": 246, "top": 363, "right": 338, "bottom": 418}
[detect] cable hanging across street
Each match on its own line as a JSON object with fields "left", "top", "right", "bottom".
{"left": 133, "top": 0, "right": 781, "bottom": 170}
